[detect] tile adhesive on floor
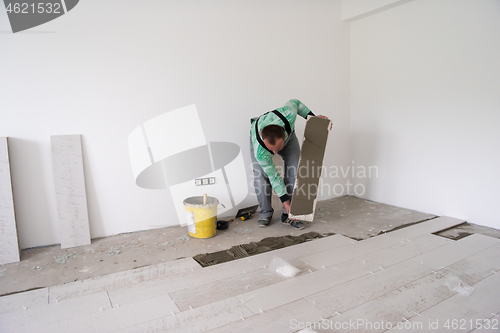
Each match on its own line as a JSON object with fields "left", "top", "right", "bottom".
{"left": 193, "top": 232, "right": 333, "bottom": 267}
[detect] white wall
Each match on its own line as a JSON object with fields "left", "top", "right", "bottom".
{"left": 0, "top": 0, "right": 350, "bottom": 248}
{"left": 350, "top": 0, "right": 500, "bottom": 228}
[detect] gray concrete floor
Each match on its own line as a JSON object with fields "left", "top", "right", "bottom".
{"left": 0, "top": 195, "right": 497, "bottom": 297}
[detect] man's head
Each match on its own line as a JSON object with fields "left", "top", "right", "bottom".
{"left": 261, "top": 125, "right": 285, "bottom": 154}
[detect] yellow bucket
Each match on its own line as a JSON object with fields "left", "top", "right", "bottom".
{"left": 183, "top": 195, "right": 218, "bottom": 239}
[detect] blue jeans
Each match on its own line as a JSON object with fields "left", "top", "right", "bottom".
{"left": 250, "top": 132, "right": 300, "bottom": 218}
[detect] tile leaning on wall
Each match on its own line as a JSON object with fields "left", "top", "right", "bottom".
{"left": 0, "top": 137, "right": 20, "bottom": 264}
{"left": 51, "top": 135, "right": 91, "bottom": 249}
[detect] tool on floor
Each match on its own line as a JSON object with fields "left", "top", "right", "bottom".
{"left": 215, "top": 217, "right": 234, "bottom": 230}
{"left": 216, "top": 220, "right": 229, "bottom": 230}
{"left": 240, "top": 213, "right": 253, "bottom": 221}
{"left": 235, "top": 205, "right": 259, "bottom": 221}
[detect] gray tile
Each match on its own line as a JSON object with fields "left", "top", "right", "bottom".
{"left": 0, "top": 137, "right": 20, "bottom": 265}
{"left": 51, "top": 135, "right": 90, "bottom": 249}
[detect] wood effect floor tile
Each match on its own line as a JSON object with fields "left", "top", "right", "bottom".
{"left": 92, "top": 294, "right": 179, "bottom": 331}
{"left": 49, "top": 258, "right": 200, "bottom": 302}
{"left": 238, "top": 234, "right": 450, "bottom": 316}
{"left": 235, "top": 259, "right": 430, "bottom": 315}
{"left": 107, "top": 281, "right": 175, "bottom": 307}
{"left": 170, "top": 267, "right": 285, "bottom": 312}
{"left": 305, "top": 260, "right": 433, "bottom": 315}
{"left": 385, "top": 216, "right": 466, "bottom": 239}
{"left": 207, "top": 299, "right": 328, "bottom": 333}
{"left": 401, "top": 300, "right": 484, "bottom": 333}
{"left": 450, "top": 273, "right": 500, "bottom": 318}
{"left": 170, "top": 259, "right": 316, "bottom": 312}
{"left": 444, "top": 258, "right": 497, "bottom": 286}
{"left": 319, "top": 269, "right": 460, "bottom": 332}
{"left": 1, "top": 291, "right": 111, "bottom": 332}
{"left": 463, "top": 243, "right": 500, "bottom": 271}
{"left": 323, "top": 299, "right": 407, "bottom": 333}
{"left": 298, "top": 233, "right": 402, "bottom": 269}
{"left": 235, "top": 267, "right": 365, "bottom": 314}
{"left": 0, "top": 288, "right": 48, "bottom": 313}
{"left": 410, "top": 234, "right": 500, "bottom": 270}
{"left": 30, "top": 294, "right": 180, "bottom": 333}
{"left": 469, "top": 311, "right": 500, "bottom": 332}
{"left": 114, "top": 297, "right": 253, "bottom": 333}
{"left": 339, "top": 233, "right": 451, "bottom": 272}
{"left": 106, "top": 258, "right": 259, "bottom": 308}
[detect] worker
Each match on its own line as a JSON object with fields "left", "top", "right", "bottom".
{"left": 250, "top": 99, "right": 329, "bottom": 229}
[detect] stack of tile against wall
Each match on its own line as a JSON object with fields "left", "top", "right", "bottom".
{"left": 0, "top": 135, "right": 91, "bottom": 265}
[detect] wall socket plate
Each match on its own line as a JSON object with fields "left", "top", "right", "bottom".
{"left": 195, "top": 177, "right": 215, "bottom": 186}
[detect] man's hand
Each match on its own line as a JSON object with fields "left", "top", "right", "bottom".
{"left": 283, "top": 200, "right": 291, "bottom": 215}
{"left": 317, "top": 115, "right": 333, "bottom": 130}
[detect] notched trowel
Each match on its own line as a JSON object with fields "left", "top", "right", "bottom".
{"left": 235, "top": 205, "right": 259, "bottom": 220}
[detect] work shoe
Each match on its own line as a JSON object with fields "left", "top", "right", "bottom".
{"left": 288, "top": 219, "right": 305, "bottom": 230}
{"left": 258, "top": 216, "right": 272, "bottom": 227}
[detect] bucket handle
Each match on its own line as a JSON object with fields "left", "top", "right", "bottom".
{"left": 218, "top": 203, "right": 226, "bottom": 209}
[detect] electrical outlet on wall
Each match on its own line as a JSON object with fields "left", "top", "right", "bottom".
{"left": 195, "top": 177, "right": 216, "bottom": 186}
